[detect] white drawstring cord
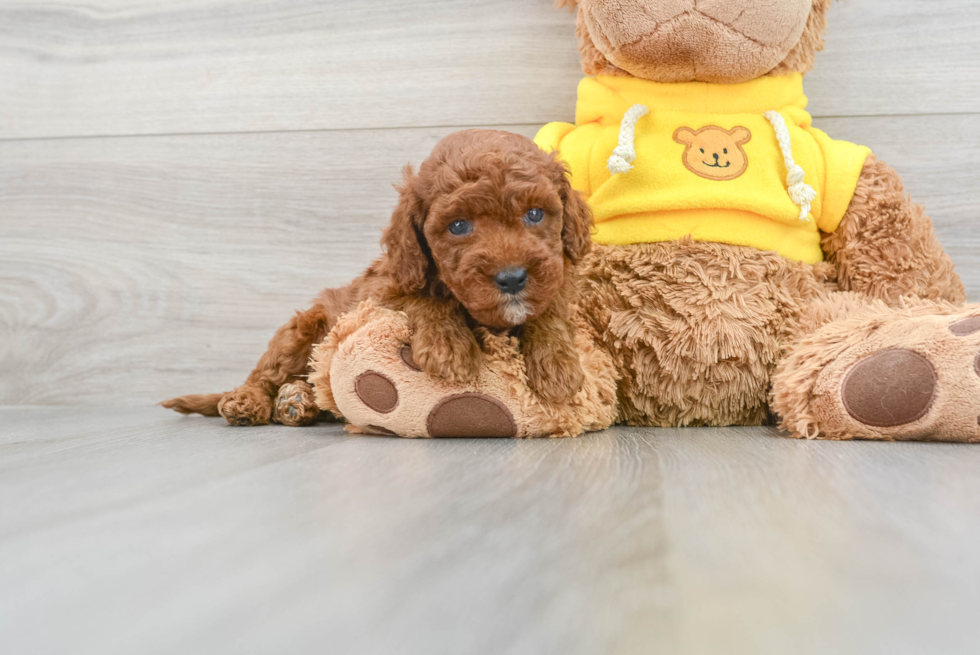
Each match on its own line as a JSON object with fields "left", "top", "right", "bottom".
{"left": 607, "top": 104, "right": 650, "bottom": 175}
{"left": 764, "top": 110, "right": 816, "bottom": 222}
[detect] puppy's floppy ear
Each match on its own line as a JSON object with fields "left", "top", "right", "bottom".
{"left": 553, "top": 158, "right": 593, "bottom": 264}
{"left": 382, "top": 165, "right": 431, "bottom": 294}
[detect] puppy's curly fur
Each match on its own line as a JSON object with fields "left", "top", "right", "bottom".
{"left": 163, "top": 129, "right": 594, "bottom": 426}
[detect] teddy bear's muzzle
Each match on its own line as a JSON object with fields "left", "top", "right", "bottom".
{"left": 581, "top": 0, "right": 811, "bottom": 83}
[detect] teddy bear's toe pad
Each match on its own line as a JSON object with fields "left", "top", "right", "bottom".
{"left": 426, "top": 393, "right": 517, "bottom": 438}
{"left": 841, "top": 349, "right": 937, "bottom": 428}
{"left": 365, "top": 425, "right": 399, "bottom": 436}
{"left": 354, "top": 372, "right": 399, "bottom": 413}
{"left": 951, "top": 317, "right": 980, "bottom": 336}
{"left": 399, "top": 345, "right": 421, "bottom": 371}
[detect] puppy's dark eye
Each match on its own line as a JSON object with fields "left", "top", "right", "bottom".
{"left": 524, "top": 208, "right": 545, "bottom": 225}
{"left": 448, "top": 219, "right": 473, "bottom": 236}
{"left": 723, "top": 148, "right": 728, "bottom": 154}
{"left": 700, "top": 148, "right": 705, "bottom": 154}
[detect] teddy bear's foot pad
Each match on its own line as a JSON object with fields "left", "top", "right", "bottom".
{"left": 841, "top": 349, "right": 938, "bottom": 428}
{"left": 427, "top": 394, "right": 517, "bottom": 438}
{"left": 799, "top": 311, "right": 980, "bottom": 441}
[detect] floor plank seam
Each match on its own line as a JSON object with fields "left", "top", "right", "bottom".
{"left": 3, "top": 111, "right": 979, "bottom": 144}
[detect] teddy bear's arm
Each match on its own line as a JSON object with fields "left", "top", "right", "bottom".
{"left": 821, "top": 154, "right": 966, "bottom": 305}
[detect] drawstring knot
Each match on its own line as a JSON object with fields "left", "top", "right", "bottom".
{"left": 787, "top": 165, "right": 817, "bottom": 208}
{"left": 607, "top": 104, "right": 649, "bottom": 175}
{"left": 764, "top": 110, "right": 816, "bottom": 222}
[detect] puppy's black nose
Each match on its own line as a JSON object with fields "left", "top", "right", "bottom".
{"left": 713, "top": 152, "right": 720, "bottom": 160}
{"left": 495, "top": 267, "right": 528, "bottom": 295}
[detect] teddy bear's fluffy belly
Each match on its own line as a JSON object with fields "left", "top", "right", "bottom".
{"left": 579, "top": 239, "right": 835, "bottom": 427}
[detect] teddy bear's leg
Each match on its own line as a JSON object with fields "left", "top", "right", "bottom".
{"left": 309, "top": 302, "right": 617, "bottom": 438}
{"left": 822, "top": 155, "right": 966, "bottom": 305}
{"left": 771, "top": 295, "right": 980, "bottom": 442}
{"left": 310, "top": 304, "right": 524, "bottom": 438}
{"left": 272, "top": 380, "right": 321, "bottom": 427}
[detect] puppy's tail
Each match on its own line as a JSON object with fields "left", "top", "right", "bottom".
{"left": 160, "top": 392, "right": 226, "bottom": 417}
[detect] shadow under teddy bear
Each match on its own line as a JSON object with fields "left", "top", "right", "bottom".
{"left": 316, "top": 0, "right": 980, "bottom": 442}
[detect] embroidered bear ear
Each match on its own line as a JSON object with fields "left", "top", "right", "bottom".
{"left": 730, "top": 127, "right": 752, "bottom": 146}
{"left": 673, "top": 127, "right": 696, "bottom": 146}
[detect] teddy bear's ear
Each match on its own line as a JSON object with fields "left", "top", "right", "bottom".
{"left": 673, "top": 127, "right": 696, "bottom": 146}
{"left": 772, "top": 0, "right": 834, "bottom": 76}
{"left": 555, "top": 0, "right": 578, "bottom": 9}
{"left": 730, "top": 127, "right": 752, "bottom": 145}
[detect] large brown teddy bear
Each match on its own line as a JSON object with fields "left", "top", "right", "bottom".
{"left": 546, "top": 0, "right": 978, "bottom": 441}
{"left": 321, "top": 0, "right": 980, "bottom": 441}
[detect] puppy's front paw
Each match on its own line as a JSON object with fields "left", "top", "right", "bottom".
{"left": 525, "top": 346, "right": 585, "bottom": 405}
{"left": 218, "top": 385, "right": 274, "bottom": 426}
{"left": 412, "top": 327, "right": 482, "bottom": 384}
{"left": 273, "top": 381, "right": 320, "bottom": 427}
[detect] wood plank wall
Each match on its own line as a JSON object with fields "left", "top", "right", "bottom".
{"left": 1, "top": 0, "right": 978, "bottom": 405}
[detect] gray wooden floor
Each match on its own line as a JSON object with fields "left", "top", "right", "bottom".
{"left": 3, "top": 407, "right": 980, "bottom": 655}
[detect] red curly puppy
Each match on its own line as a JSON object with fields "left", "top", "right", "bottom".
{"left": 163, "top": 129, "right": 594, "bottom": 426}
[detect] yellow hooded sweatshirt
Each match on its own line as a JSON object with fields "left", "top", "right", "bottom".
{"left": 535, "top": 74, "right": 872, "bottom": 264}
